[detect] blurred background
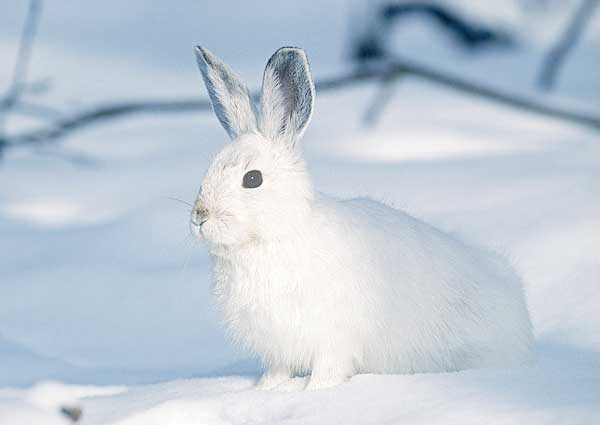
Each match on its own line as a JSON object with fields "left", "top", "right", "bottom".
{"left": 0, "top": 0, "right": 599, "bottom": 394}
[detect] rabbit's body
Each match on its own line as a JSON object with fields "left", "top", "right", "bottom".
{"left": 191, "top": 46, "right": 533, "bottom": 389}
{"left": 214, "top": 196, "right": 532, "bottom": 387}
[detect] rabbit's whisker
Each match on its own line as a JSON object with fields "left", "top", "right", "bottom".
{"left": 166, "top": 196, "right": 195, "bottom": 208}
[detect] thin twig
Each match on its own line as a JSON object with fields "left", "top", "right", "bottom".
{"left": 13, "top": 101, "right": 63, "bottom": 120}
{"left": 363, "top": 71, "right": 404, "bottom": 126}
{"left": 0, "top": 0, "right": 43, "bottom": 151}
{"left": 389, "top": 58, "right": 600, "bottom": 130}
{"left": 538, "top": 0, "right": 599, "bottom": 90}
{"left": 3, "top": 98, "right": 212, "bottom": 145}
{"left": 350, "top": 1, "right": 514, "bottom": 63}
{"left": 381, "top": 3, "right": 513, "bottom": 50}
{"left": 0, "top": 0, "right": 42, "bottom": 114}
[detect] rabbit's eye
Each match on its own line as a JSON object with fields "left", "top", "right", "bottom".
{"left": 242, "top": 170, "right": 263, "bottom": 189}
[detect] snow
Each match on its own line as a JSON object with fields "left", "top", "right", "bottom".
{"left": 1, "top": 1, "right": 599, "bottom": 424}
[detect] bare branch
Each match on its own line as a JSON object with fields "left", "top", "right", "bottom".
{"left": 0, "top": 0, "right": 43, "bottom": 139}
{"left": 0, "top": 0, "right": 42, "bottom": 109}
{"left": 350, "top": 2, "right": 514, "bottom": 64}
{"left": 538, "top": 0, "right": 599, "bottom": 90}
{"left": 363, "top": 72, "right": 404, "bottom": 126}
{"left": 381, "top": 3, "right": 513, "bottom": 50}
{"left": 3, "top": 98, "right": 212, "bottom": 146}
{"left": 1, "top": 56, "right": 599, "bottom": 150}
{"left": 12, "top": 101, "right": 63, "bottom": 120}
{"left": 390, "top": 58, "right": 600, "bottom": 130}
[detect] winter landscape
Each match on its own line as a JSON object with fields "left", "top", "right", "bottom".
{"left": 1, "top": 1, "right": 599, "bottom": 424}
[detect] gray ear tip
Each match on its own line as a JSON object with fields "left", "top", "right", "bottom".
{"left": 194, "top": 45, "right": 204, "bottom": 56}
{"left": 194, "top": 45, "right": 213, "bottom": 67}
{"left": 272, "top": 46, "right": 308, "bottom": 61}
{"left": 267, "top": 47, "right": 312, "bottom": 81}
{"left": 276, "top": 46, "right": 305, "bottom": 54}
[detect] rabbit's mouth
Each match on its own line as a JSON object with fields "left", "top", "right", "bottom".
{"left": 190, "top": 221, "right": 202, "bottom": 239}
{"left": 191, "top": 206, "right": 208, "bottom": 226}
{"left": 190, "top": 204, "right": 211, "bottom": 237}
{"left": 190, "top": 211, "right": 237, "bottom": 245}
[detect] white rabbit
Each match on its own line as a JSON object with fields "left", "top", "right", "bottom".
{"left": 190, "top": 46, "right": 534, "bottom": 390}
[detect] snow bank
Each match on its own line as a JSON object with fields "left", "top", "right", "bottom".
{"left": 1, "top": 0, "right": 599, "bottom": 423}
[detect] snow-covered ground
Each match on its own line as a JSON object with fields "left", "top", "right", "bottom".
{"left": 1, "top": 1, "right": 599, "bottom": 424}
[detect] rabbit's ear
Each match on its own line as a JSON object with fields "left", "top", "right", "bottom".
{"left": 195, "top": 46, "right": 258, "bottom": 140}
{"left": 259, "top": 47, "right": 315, "bottom": 146}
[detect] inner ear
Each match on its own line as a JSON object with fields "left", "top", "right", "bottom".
{"left": 259, "top": 47, "right": 315, "bottom": 146}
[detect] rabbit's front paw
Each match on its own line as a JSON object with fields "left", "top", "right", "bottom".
{"left": 305, "top": 358, "right": 352, "bottom": 390}
{"left": 256, "top": 368, "right": 292, "bottom": 390}
{"left": 304, "top": 373, "right": 348, "bottom": 390}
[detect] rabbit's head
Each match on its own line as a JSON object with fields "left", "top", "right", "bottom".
{"left": 191, "top": 47, "right": 316, "bottom": 251}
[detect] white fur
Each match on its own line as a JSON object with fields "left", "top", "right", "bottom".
{"left": 195, "top": 47, "right": 257, "bottom": 139}
{"left": 191, "top": 47, "right": 534, "bottom": 390}
{"left": 259, "top": 47, "right": 314, "bottom": 144}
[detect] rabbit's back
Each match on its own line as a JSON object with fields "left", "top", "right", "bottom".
{"left": 215, "top": 195, "right": 533, "bottom": 375}
{"left": 318, "top": 196, "right": 533, "bottom": 372}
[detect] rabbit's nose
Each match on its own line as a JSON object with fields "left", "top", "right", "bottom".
{"left": 191, "top": 206, "right": 209, "bottom": 226}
